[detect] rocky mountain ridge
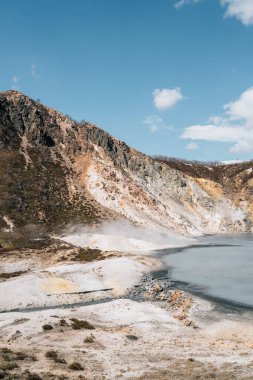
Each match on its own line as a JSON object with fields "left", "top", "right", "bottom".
{"left": 0, "top": 90, "right": 252, "bottom": 247}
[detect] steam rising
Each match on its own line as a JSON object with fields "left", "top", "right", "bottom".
{"left": 60, "top": 221, "right": 190, "bottom": 253}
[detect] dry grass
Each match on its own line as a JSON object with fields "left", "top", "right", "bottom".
{"left": 71, "top": 248, "right": 103, "bottom": 262}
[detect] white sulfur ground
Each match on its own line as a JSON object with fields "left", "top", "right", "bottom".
{"left": 0, "top": 257, "right": 150, "bottom": 311}
{"left": 46, "top": 257, "right": 149, "bottom": 296}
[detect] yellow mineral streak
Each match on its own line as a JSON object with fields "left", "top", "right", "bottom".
{"left": 194, "top": 178, "right": 224, "bottom": 198}
{"left": 41, "top": 277, "right": 78, "bottom": 294}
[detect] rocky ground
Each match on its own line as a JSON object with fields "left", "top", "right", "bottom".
{"left": 0, "top": 237, "right": 253, "bottom": 380}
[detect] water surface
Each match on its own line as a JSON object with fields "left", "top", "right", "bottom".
{"left": 162, "top": 234, "right": 253, "bottom": 309}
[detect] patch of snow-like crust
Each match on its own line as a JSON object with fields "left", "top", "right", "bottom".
{"left": 0, "top": 257, "right": 149, "bottom": 311}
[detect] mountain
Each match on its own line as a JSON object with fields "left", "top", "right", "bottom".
{"left": 0, "top": 90, "right": 252, "bottom": 247}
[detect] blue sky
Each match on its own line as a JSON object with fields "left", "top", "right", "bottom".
{"left": 1, "top": 0, "right": 253, "bottom": 161}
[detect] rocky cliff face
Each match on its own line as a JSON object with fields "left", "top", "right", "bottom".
{"left": 0, "top": 90, "right": 252, "bottom": 247}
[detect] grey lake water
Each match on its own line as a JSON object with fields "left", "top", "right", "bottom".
{"left": 161, "top": 234, "right": 253, "bottom": 309}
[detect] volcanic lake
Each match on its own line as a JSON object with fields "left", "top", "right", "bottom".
{"left": 161, "top": 234, "right": 253, "bottom": 309}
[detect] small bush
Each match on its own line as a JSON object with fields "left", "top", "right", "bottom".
{"left": 84, "top": 334, "right": 95, "bottom": 343}
{"left": 1, "top": 354, "right": 11, "bottom": 362}
{"left": 15, "top": 352, "right": 28, "bottom": 361}
{"left": 0, "top": 347, "right": 37, "bottom": 365}
{"left": 1, "top": 361, "right": 19, "bottom": 370}
{"left": 0, "top": 347, "right": 12, "bottom": 354}
{"left": 27, "top": 374, "right": 43, "bottom": 380}
{"left": 45, "top": 350, "right": 58, "bottom": 360}
{"left": 45, "top": 350, "right": 66, "bottom": 364}
{"left": 70, "top": 318, "right": 95, "bottom": 330}
{"left": 55, "top": 357, "right": 67, "bottom": 364}
{"left": 126, "top": 335, "right": 138, "bottom": 341}
{"left": 13, "top": 351, "right": 36, "bottom": 362}
{"left": 68, "top": 362, "right": 84, "bottom": 371}
{"left": 42, "top": 324, "right": 53, "bottom": 331}
{"left": 59, "top": 319, "right": 68, "bottom": 327}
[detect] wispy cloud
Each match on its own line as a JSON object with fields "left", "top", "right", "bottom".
{"left": 174, "top": 0, "right": 202, "bottom": 9}
{"left": 181, "top": 87, "right": 253, "bottom": 153}
{"left": 31, "top": 63, "right": 40, "bottom": 78}
{"left": 185, "top": 142, "right": 199, "bottom": 150}
{"left": 220, "top": 0, "right": 253, "bottom": 26}
{"left": 153, "top": 87, "right": 184, "bottom": 111}
{"left": 142, "top": 115, "right": 173, "bottom": 133}
{"left": 175, "top": 0, "right": 253, "bottom": 26}
{"left": 11, "top": 75, "right": 19, "bottom": 90}
{"left": 11, "top": 75, "right": 18, "bottom": 83}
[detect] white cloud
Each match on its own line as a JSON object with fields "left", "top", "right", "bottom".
{"left": 174, "top": 0, "right": 202, "bottom": 9}
{"left": 142, "top": 115, "right": 173, "bottom": 133}
{"left": 181, "top": 87, "right": 253, "bottom": 153}
{"left": 31, "top": 64, "right": 40, "bottom": 78}
{"left": 153, "top": 87, "right": 184, "bottom": 110}
{"left": 142, "top": 115, "right": 163, "bottom": 132}
{"left": 174, "top": 0, "right": 253, "bottom": 26}
{"left": 224, "top": 87, "right": 253, "bottom": 126}
{"left": 220, "top": 0, "right": 253, "bottom": 25}
{"left": 182, "top": 124, "right": 245, "bottom": 142}
{"left": 185, "top": 142, "right": 199, "bottom": 150}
